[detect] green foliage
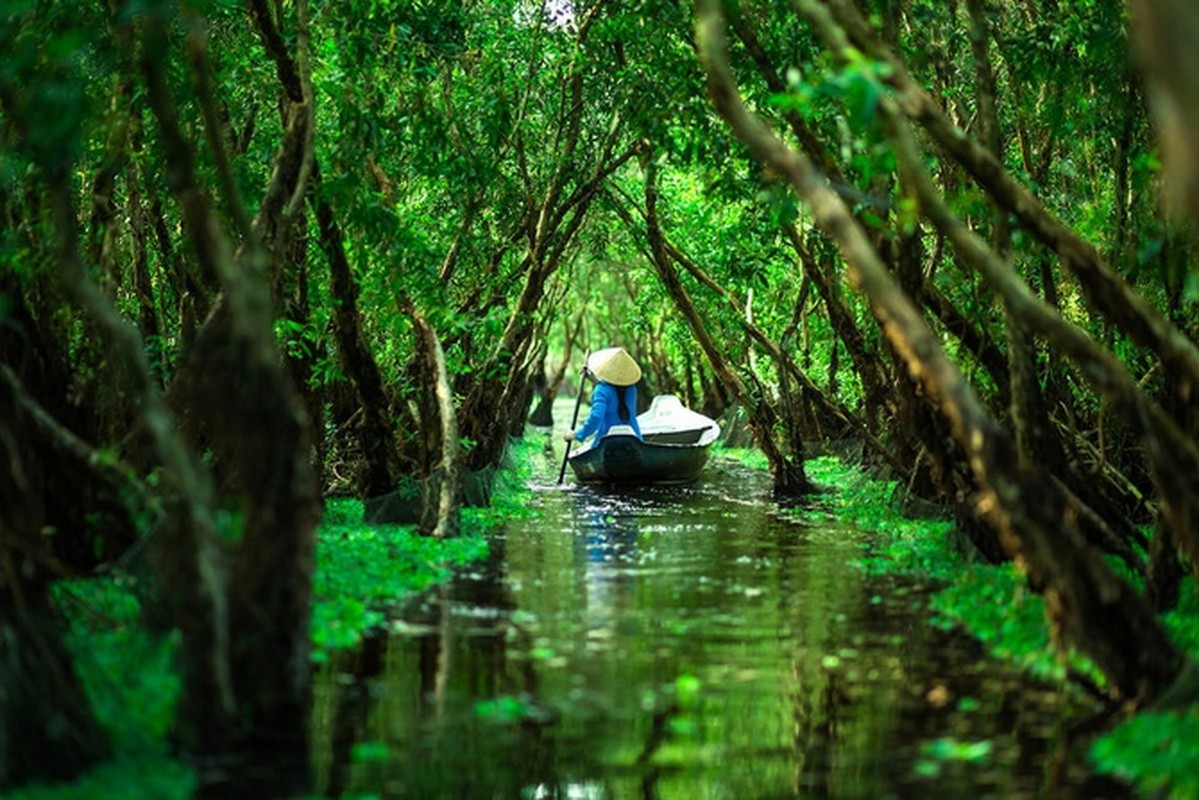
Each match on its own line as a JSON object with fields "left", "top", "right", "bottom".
{"left": 474, "top": 694, "right": 534, "bottom": 724}
{"left": 674, "top": 672, "right": 703, "bottom": 710}
{"left": 795, "top": 457, "right": 1097, "bottom": 685}
{"left": 311, "top": 438, "right": 537, "bottom": 660}
{"left": 4, "top": 0, "right": 1198, "bottom": 790}
{"left": 311, "top": 499, "right": 487, "bottom": 662}
{"left": 17, "top": 440, "right": 536, "bottom": 796}
{"left": 801, "top": 456, "right": 958, "bottom": 580}
{"left": 801, "top": 456, "right": 1199, "bottom": 795}
{"left": 50, "top": 580, "right": 179, "bottom": 751}
{"left": 464, "top": 439, "right": 540, "bottom": 525}
{"left": 1090, "top": 580, "right": 1199, "bottom": 795}
{"left": 350, "top": 740, "right": 391, "bottom": 765}
{"left": 0, "top": 2, "right": 1186, "bottom": 799}
{"left": 0, "top": 0, "right": 98, "bottom": 174}
{"left": 15, "top": 438, "right": 540, "bottom": 800}
{"left": 914, "top": 736, "right": 995, "bottom": 778}
{"left": 10, "top": 580, "right": 195, "bottom": 800}
{"left": 929, "top": 566, "right": 1069, "bottom": 684}
{"left": 1091, "top": 708, "right": 1199, "bottom": 800}
{"left": 1163, "top": 580, "right": 1199, "bottom": 653}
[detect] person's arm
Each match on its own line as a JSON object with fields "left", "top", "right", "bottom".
{"left": 572, "top": 384, "right": 611, "bottom": 443}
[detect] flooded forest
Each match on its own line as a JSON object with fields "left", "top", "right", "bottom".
{"left": 3, "top": 0, "right": 1199, "bottom": 797}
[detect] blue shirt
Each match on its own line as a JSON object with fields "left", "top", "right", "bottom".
{"left": 573, "top": 381, "right": 642, "bottom": 445}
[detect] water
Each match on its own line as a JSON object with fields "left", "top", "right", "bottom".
{"left": 311, "top": 442, "right": 1127, "bottom": 799}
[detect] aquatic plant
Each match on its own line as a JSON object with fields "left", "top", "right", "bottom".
{"left": 310, "top": 437, "right": 538, "bottom": 660}
{"left": 783, "top": 453, "right": 1199, "bottom": 795}
{"left": 311, "top": 497, "right": 487, "bottom": 662}
{"left": 914, "top": 736, "right": 995, "bottom": 778}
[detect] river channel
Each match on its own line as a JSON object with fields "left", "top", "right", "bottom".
{"left": 311, "top": 435, "right": 1128, "bottom": 799}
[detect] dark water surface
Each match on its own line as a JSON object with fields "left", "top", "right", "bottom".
{"left": 311, "top": 440, "right": 1127, "bottom": 799}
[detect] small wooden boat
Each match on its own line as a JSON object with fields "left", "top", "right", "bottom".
{"left": 568, "top": 395, "right": 721, "bottom": 484}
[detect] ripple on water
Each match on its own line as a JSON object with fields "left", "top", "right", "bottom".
{"left": 313, "top": 452, "right": 1128, "bottom": 800}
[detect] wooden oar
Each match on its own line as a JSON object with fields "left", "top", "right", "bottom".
{"left": 557, "top": 359, "right": 589, "bottom": 485}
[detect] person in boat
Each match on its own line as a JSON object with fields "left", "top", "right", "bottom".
{"left": 564, "top": 346, "right": 643, "bottom": 446}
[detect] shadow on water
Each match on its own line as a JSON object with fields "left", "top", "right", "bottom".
{"left": 311, "top": 441, "right": 1130, "bottom": 799}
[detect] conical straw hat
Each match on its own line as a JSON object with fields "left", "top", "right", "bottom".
{"left": 586, "top": 347, "right": 642, "bottom": 386}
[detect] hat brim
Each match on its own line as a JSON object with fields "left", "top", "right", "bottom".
{"left": 586, "top": 347, "right": 642, "bottom": 386}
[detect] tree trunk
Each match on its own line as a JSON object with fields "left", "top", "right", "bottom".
{"left": 698, "top": 0, "right": 1188, "bottom": 703}
{"left": 786, "top": 226, "right": 893, "bottom": 436}
{"left": 403, "top": 300, "right": 461, "bottom": 539}
{"left": 1128, "top": 0, "right": 1199, "bottom": 232}
{"left": 138, "top": 5, "right": 322, "bottom": 784}
{"left": 831, "top": 0, "right": 1199, "bottom": 408}
{"left": 311, "top": 164, "right": 406, "bottom": 498}
{"left": 642, "top": 146, "right": 812, "bottom": 496}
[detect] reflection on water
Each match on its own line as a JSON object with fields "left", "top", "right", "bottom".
{"left": 311, "top": 440, "right": 1128, "bottom": 799}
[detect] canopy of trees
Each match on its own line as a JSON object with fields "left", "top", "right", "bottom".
{"left": 1, "top": 0, "right": 1197, "bottom": 791}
